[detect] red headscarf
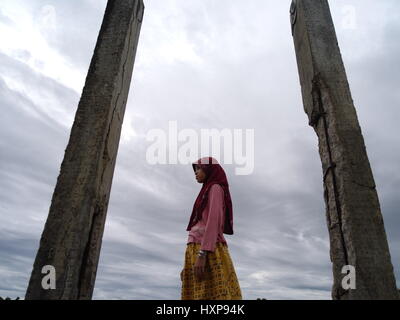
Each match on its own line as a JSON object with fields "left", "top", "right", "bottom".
{"left": 186, "top": 156, "right": 234, "bottom": 235}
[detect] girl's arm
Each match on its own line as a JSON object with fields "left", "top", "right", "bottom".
{"left": 200, "top": 184, "right": 225, "bottom": 253}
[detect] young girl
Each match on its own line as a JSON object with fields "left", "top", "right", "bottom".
{"left": 181, "top": 156, "right": 242, "bottom": 299}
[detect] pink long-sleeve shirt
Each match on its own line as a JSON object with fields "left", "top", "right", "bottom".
{"left": 187, "top": 184, "right": 228, "bottom": 252}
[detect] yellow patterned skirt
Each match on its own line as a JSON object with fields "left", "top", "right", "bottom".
{"left": 181, "top": 242, "right": 242, "bottom": 300}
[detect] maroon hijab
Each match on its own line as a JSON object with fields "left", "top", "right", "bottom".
{"left": 186, "top": 156, "right": 234, "bottom": 235}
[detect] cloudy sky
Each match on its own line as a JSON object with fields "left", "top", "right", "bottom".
{"left": 0, "top": 0, "right": 399, "bottom": 300}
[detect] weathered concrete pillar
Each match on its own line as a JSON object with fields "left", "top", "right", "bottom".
{"left": 290, "top": 0, "right": 398, "bottom": 299}
{"left": 25, "top": 0, "right": 144, "bottom": 299}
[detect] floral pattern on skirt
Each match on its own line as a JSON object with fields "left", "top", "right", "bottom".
{"left": 181, "top": 242, "right": 242, "bottom": 300}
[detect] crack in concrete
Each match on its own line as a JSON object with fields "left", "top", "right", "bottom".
{"left": 350, "top": 180, "right": 376, "bottom": 190}
{"left": 312, "top": 75, "right": 349, "bottom": 269}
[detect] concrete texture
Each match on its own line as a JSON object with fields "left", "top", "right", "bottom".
{"left": 25, "top": 0, "right": 144, "bottom": 299}
{"left": 290, "top": 0, "right": 398, "bottom": 299}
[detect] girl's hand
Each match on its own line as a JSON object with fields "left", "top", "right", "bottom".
{"left": 193, "top": 255, "right": 207, "bottom": 281}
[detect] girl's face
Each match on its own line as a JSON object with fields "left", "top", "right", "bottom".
{"left": 194, "top": 165, "right": 206, "bottom": 183}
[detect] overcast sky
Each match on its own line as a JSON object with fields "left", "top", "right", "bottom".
{"left": 0, "top": 0, "right": 399, "bottom": 300}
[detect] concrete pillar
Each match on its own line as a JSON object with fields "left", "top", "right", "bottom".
{"left": 290, "top": 0, "right": 398, "bottom": 299}
{"left": 25, "top": 0, "right": 145, "bottom": 299}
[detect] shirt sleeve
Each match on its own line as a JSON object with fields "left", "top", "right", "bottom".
{"left": 200, "top": 184, "right": 225, "bottom": 252}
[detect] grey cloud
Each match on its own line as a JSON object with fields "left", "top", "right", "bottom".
{"left": 0, "top": 0, "right": 399, "bottom": 300}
